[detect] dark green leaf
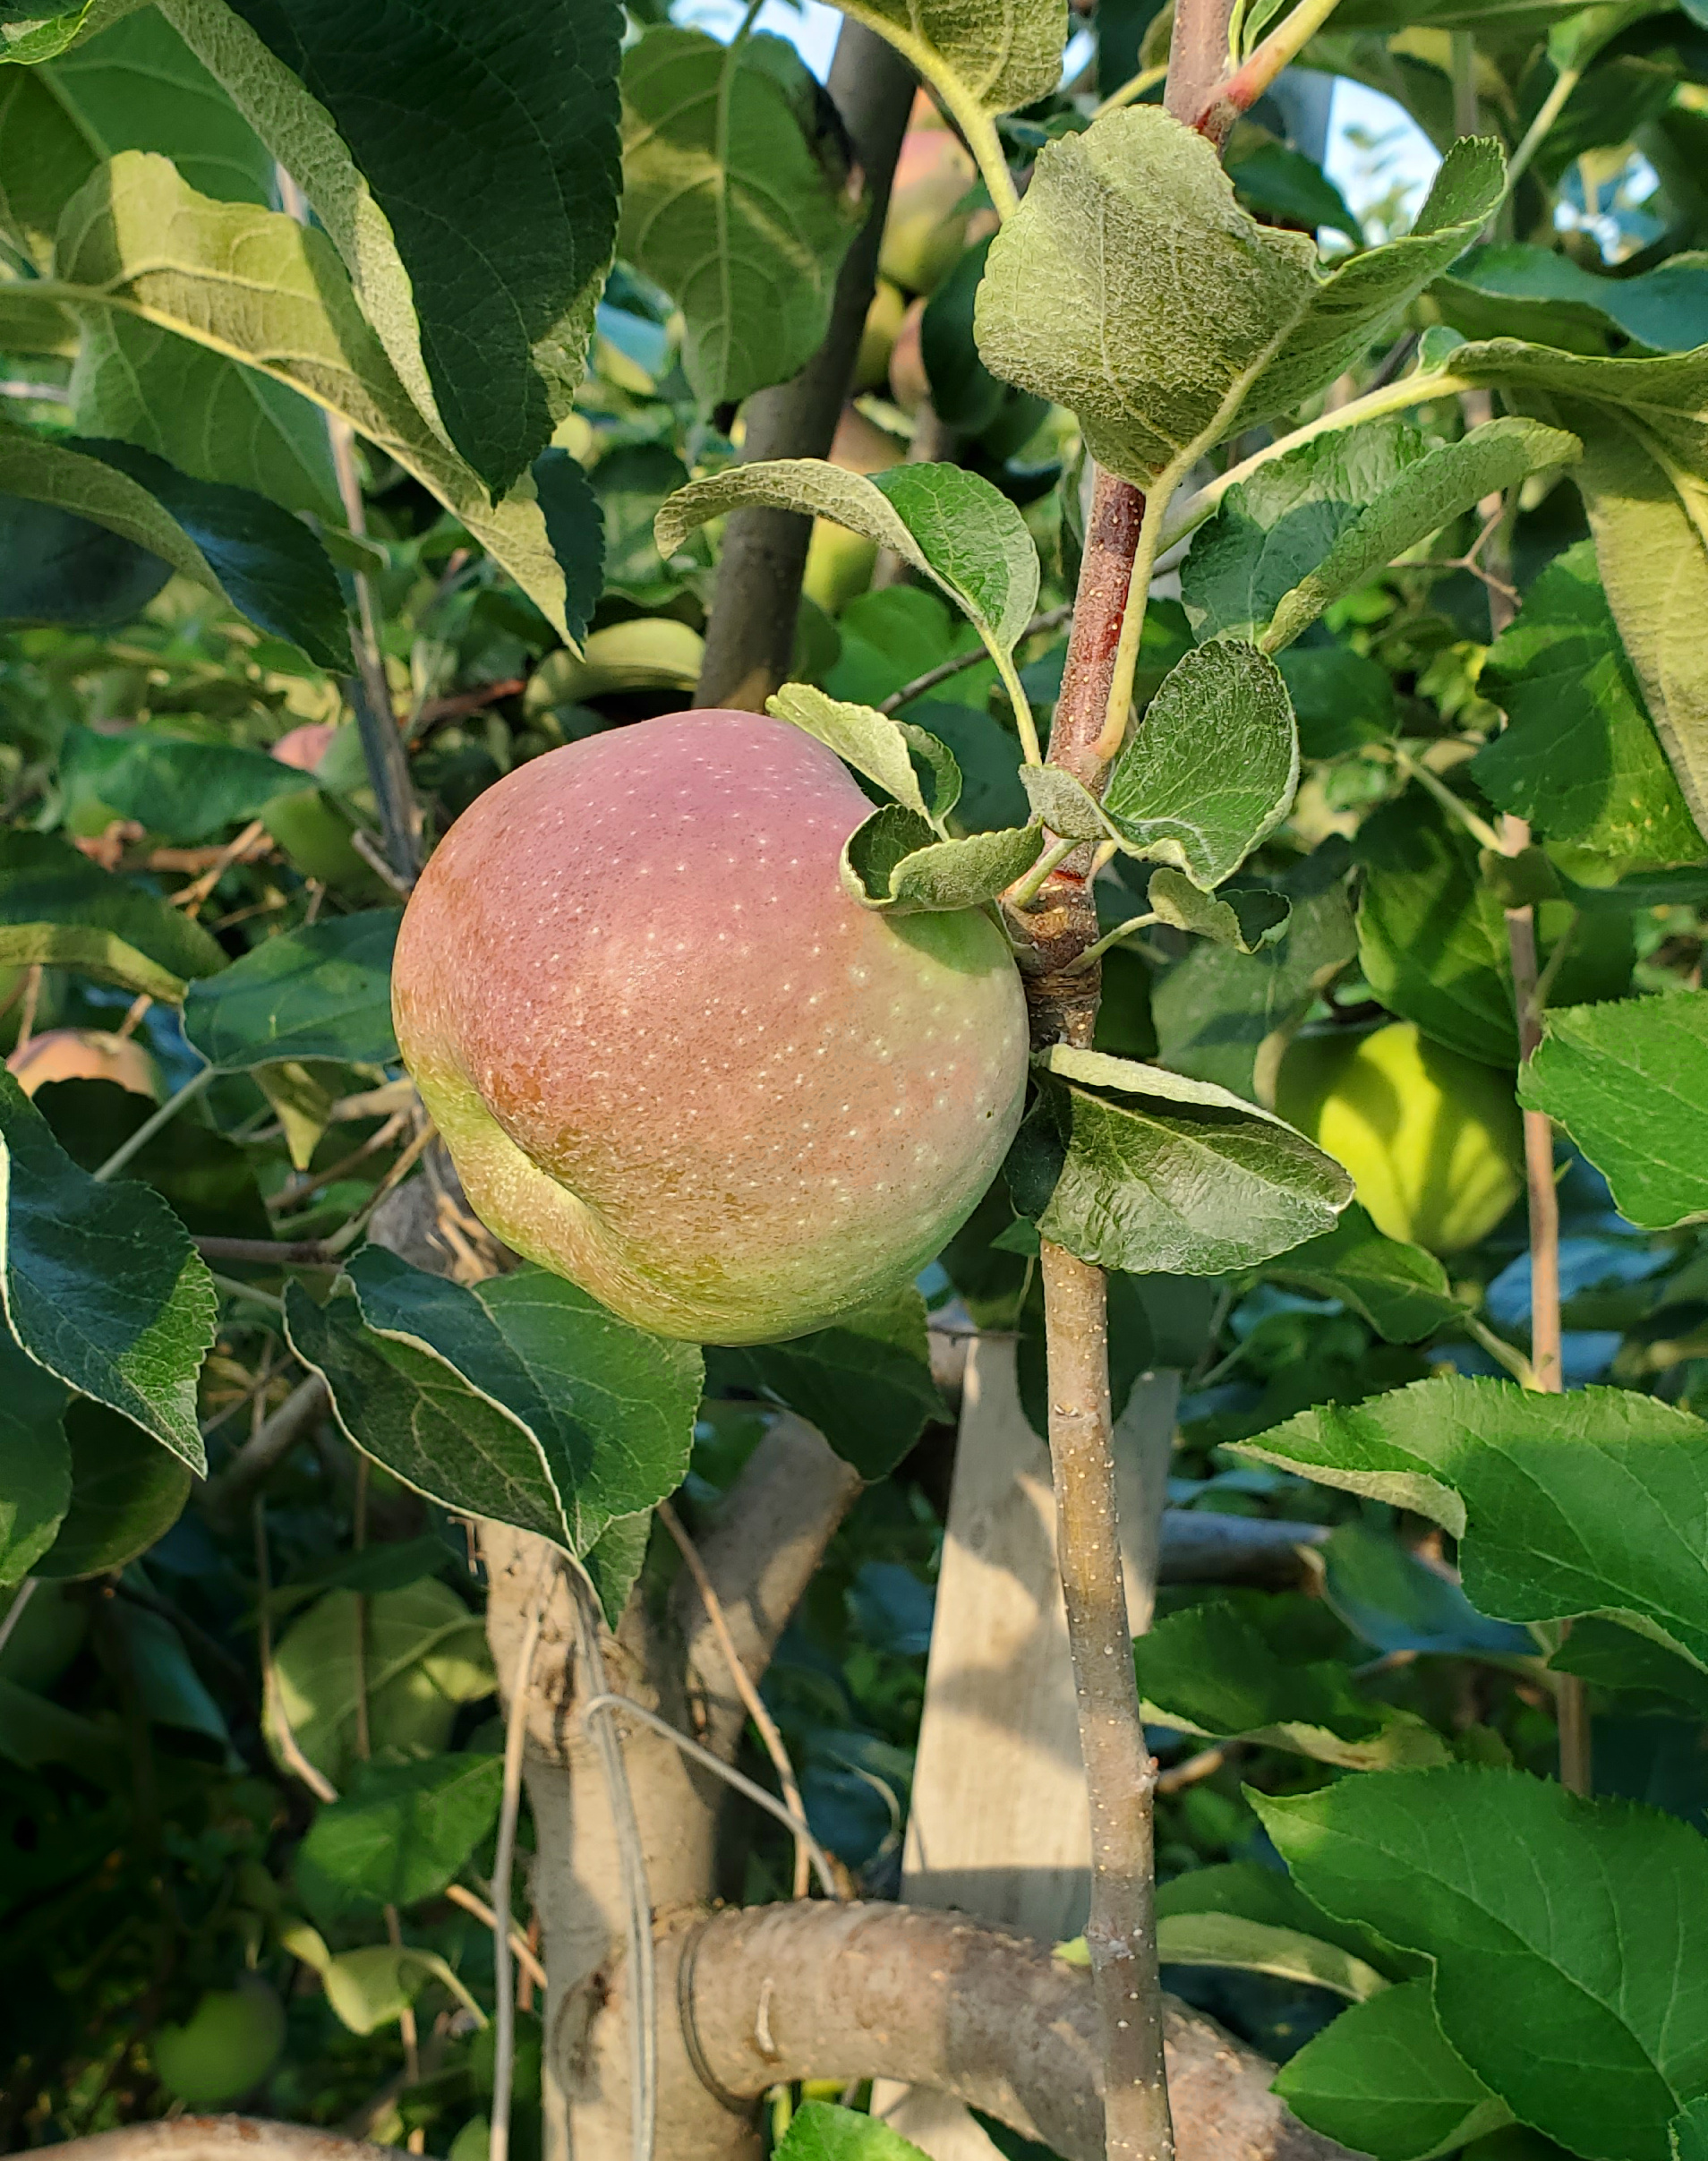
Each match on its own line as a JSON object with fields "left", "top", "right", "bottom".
{"left": 1278, "top": 644, "right": 1396, "bottom": 758}
{"left": 705, "top": 1286, "right": 943, "bottom": 1479}
{"left": 60, "top": 723, "right": 307, "bottom": 846}
{"left": 0, "top": 1070, "right": 214, "bottom": 1469}
{"left": 0, "top": 1330, "right": 71, "bottom": 1585}
{"left": 1234, "top": 1372, "right": 1708, "bottom": 1678}
{"left": 1155, "top": 1857, "right": 1410, "bottom": 1980}
{"left": 183, "top": 911, "right": 401, "bottom": 1071}
{"left": 1320, "top": 1521, "right": 1532, "bottom": 1658}
{"left": 1227, "top": 140, "right": 1362, "bottom": 246}
{"left": 295, "top": 1751, "right": 505, "bottom": 1917}
{"left": 0, "top": 828, "right": 226, "bottom": 1004}
{"left": 1256, "top": 1202, "right": 1462, "bottom": 1342}
{"left": 1132, "top": 1599, "right": 1448, "bottom": 1768}
{"left": 35, "top": 1398, "right": 192, "bottom": 1578}
{"left": 200, "top": 0, "right": 624, "bottom": 495}
{"left": 1257, "top": 1768, "right": 1708, "bottom": 2161}
{"left": 1473, "top": 542, "right": 1704, "bottom": 876}
{"left": 531, "top": 448, "right": 605, "bottom": 652}
{"left": 1027, "top": 1045, "right": 1352, "bottom": 1275}
{"left": 1549, "top": 1617, "right": 1708, "bottom": 1721}
{"left": 0, "top": 491, "right": 172, "bottom": 628}
{"left": 1520, "top": 993, "right": 1708, "bottom": 1230}
{"left": 1276, "top": 1979, "right": 1511, "bottom": 2161}
{"left": 619, "top": 27, "right": 861, "bottom": 406}
{"left": 582, "top": 1510, "right": 652, "bottom": 1630}
{"left": 1438, "top": 243, "right": 1708, "bottom": 356}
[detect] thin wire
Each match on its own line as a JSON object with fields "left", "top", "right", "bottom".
{"left": 567, "top": 1564, "right": 657, "bottom": 2161}
{"left": 581, "top": 1693, "right": 838, "bottom": 1901}
{"left": 0, "top": 1576, "right": 38, "bottom": 1664}
{"left": 491, "top": 1560, "right": 553, "bottom": 2161}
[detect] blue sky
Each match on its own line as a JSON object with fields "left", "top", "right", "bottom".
{"left": 674, "top": 0, "right": 1445, "bottom": 229}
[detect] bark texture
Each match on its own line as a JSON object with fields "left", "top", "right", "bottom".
{"left": 694, "top": 21, "right": 915, "bottom": 711}
{"left": 673, "top": 1900, "right": 1358, "bottom": 2161}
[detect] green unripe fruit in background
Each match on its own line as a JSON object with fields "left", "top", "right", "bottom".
{"left": 1277, "top": 1021, "right": 1523, "bottom": 1254}
{"left": 151, "top": 1981, "right": 286, "bottom": 2108}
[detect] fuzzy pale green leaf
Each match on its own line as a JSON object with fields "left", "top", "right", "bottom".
{"left": 768, "top": 684, "right": 961, "bottom": 829}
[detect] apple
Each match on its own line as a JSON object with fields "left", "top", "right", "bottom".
{"left": 887, "top": 296, "right": 930, "bottom": 414}
{"left": 1277, "top": 1021, "right": 1523, "bottom": 1254}
{"left": 879, "top": 124, "right": 980, "bottom": 295}
{"left": 152, "top": 1981, "right": 286, "bottom": 2108}
{"left": 8, "top": 1028, "right": 158, "bottom": 1099}
{"left": 392, "top": 711, "right": 1029, "bottom": 1343}
{"left": 270, "top": 722, "right": 337, "bottom": 773}
{"left": 853, "top": 277, "right": 909, "bottom": 393}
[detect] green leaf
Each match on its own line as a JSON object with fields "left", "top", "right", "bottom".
{"left": 268, "top": 1579, "right": 494, "bottom": 1790}
{"left": 1151, "top": 854, "right": 1358, "bottom": 1097}
{"left": 1451, "top": 339, "right": 1708, "bottom": 836}
{"left": 775, "top": 2102, "right": 932, "bottom": 2161}
{"left": 1023, "top": 1045, "right": 1352, "bottom": 1275}
{"left": 14, "top": 150, "right": 584, "bottom": 637}
{"left": 657, "top": 459, "right": 1039, "bottom": 714}
{"left": 975, "top": 112, "right": 1502, "bottom": 489}
{"left": 0, "top": 423, "right": 351, "bottom": 668}
{"left": 289, "top": 1248, "right": 701, "bottom": 1556}
{"left": 1132, "top": 1598, "right": 1450, "bottom": 1769}
{"left": 282, "top": 1920, "right": 485, "bottom": 2036}
{"left": 1519, "top": 992, "right": 1708, "bottom": 1228}
{"left": 1261, "top": 419, "right": 1578, "bottom": 653}
{"left": 0, "top": 5, "right": 341, "bottom": 517}
{"left": 295, "top": 1751, "right": 505, "bottom": 1918}
{"left": 619, "top": 27, "right": 861, "bottom": 406}
{"left": 0, "top": 1069, "right": 214, "bottom": 1470}
{"left": 1276, "top": 1980, "right": 1512, "bottom": 2161}
{"left": 158, "top": 0, "right": 623, "bottom": 498}
{"left": 0, "top": 0, "right": 145, "bottom": 65}
{"left": 1232, "top": 1372, "right": 1708, "bottom": 1678}
{"left": 1155, "top": 1855, "right": 1410, "bottom": 1977}
{"left": 0, "top": 1330, "right": 70, "bottom": 1585}
{"left": 183, "top": 910, "right": 401, "bottom": 1071}
{"left": 768, "top": 684, "right": 962, "bottom": 830}
{"left": 1183, "top": 419, "right": 1430, "bottom": 645}
{"left": 60, "top": 723, "right": 314, "bottom": 844}
{"left": 1279, "top": 643, "right": 1396, "bottom": 758}
{"left": 1355, "top": 789, "right": 1632, "bottom": 1069}
{"left": 841, "top": 804, "right": 1043, "bottom": 912}
{"left": 0, "top": 828, "right": 226, "bottom": 1003}
{"left": 1146, "top": 867, "right": 1290, "bottom": 952}
{"left": 1550, "top": 1617, "right": 1708, "bottom": 1721}
{"left": 582, "top": 1510, "right": 652, "bottom": 1630}
{"left": 1438, "top": 243, "right": 1708, "bottom": 357}
{"left": 1156, "top": 1911, "right": 1390, "bottom": 2003}
{"left": 1099, "top": 641, "right": 1298, "bottom": 889}
{"left": 1319, "top": 1520, "right": 1533, "bottom": 1659}
{"left": 1227, "top": 139, "right": 1362, "bottom": 248}
{"left": 286, "top": 1281, "right": 577, "bottom": 1556}
{"left": 35, "top": 1398, "right": 192, "bottom": 1578}
{"left": 1473, "top": 542, "right": 1705, "bottom": 876}
{"left": 827, "top": 0, "right": 1063, "bottom": 117}
{"left": 705, "top": 1285, "right": 943, "bottom": 1480}
{"left": 1256, "top": 1768, "right": 1708, "bottom": 2161}
{"left": 0, "top": 489, "right": 172, "bottom": 628}
{"left": 1255, "top": 1201, "right": 1463, "bottom": 1342}
{"left": 1676, "top": 2097, "right": 1708, "bottom": 2161}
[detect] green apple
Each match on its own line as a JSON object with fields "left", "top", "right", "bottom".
{"left": 1277, "top": 1021, "right": 1523, "bottom": 1254}
{"left": 152, "top": 1981, "right": 286, "bottom": 2108}
{"left": 393, "top": 711, "right": 1029, "bottom": 1342}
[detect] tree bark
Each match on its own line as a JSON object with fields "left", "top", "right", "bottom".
{"left": 694, "top": 21, "right": 915, "bottom": 711}
{"left": 672, "top": 1900, "right": 1359, "bottom": 2161}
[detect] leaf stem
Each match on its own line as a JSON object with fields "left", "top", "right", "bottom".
{"left": 1093, "top": 60, "right": 1169, "bottom": 117}
{"left": 1505, "top": 66, "right": 1581, "bottom": 194}
{"left": 1068, "top": 912, "right": 1159, "bottom": 972}
{"left": 92, "top": 1063, "right": 215, "bottom": 1183}
{"left": 1095, "top": 472, "right": 1181, "bottom": 764}
{"left": 1007, "top": 833, "right": 1082, "bottom": 909}
{"left": 868, "top": 29, "right": 1020, "bottom": 218}
{"left": 1391, "top": 745, "right": 1504, "bottom": 853}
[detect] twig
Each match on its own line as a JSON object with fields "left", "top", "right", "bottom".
{"left": 876, "top": 603, "right": 1073, "bottom": 714}
{"left": 441, "top": 1883, "right": 549, "bottom": 1992}
{"left": 1506, "top": 65, "right": 1581, "bottom": 193}
{"left": 195, "top": 1237, "right": 341, "bottom": 1267}
{"left": 15, "top": 962, "right": 40, "bottom": 1051}
{"left": 661, "top": 1499, "right": 814, "bottom": 1899}
{"left": 350, "top": 827, "right": 418, "bottom": 900}
{"left": 254, "top": 1498, "right": 339, "bottom": 1804}
{"left": 568, "top": 1566, "right": 657, "bottom": 2161}
{"left": 211, "top": 1272, "right": 286, "bottom": 1313}
{"left": 491, "top": 1561, "right": 552, "bottom": 2161}
{"left": 266, "top": 1113, "right": 411, "bottom": 1214}
{"left": 1038, "top": 1241, "right": 1172, "bottom": 2161}
{"left": 172, "top": 820, "right": 269, "bottom": 914}
{"left": 205, "top": 1377, "right": 330, "bottom": 1525}
{"left": 93, "top": 1064, "right": 215, "bottom": 1183}
{"left": 581, "top": 1695, "right": 839, "bottom": 1900}
{"left": 0, "top": 1576, "right": 38, "bottom": 1664}
{"left": 324, "top": 1119, "right": 437, "bottom": 1252}
{"left": 1156, "top": 1740, "right": 1243, "bottom": 1796}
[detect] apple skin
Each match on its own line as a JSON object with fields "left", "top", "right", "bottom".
{"left": 152, "top": 1981, "right": 286, "bottom": 2108}
{"left": 393, "top": 711, "right": 1029, "bottom": 1344}
{"left": 7, "top": 1028, "right": 158, "bottom": 1098}
{"left": 1277, "top": 1021, "right": 1522, "bottom": 1255}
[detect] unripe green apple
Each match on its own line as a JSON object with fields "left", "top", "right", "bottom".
{"left": 152, "top": 1981, "right": 286, "bottom": 2108}
{"left": 393, "top": 712, "right": 1029, "bottom": 1343}
{"left": 853, "top": 277, "right": 909, "bottom": 393}
{"left": 1277, "top": 1021, "right": 1522, "bottom": 1254}
{"left": 879, "top": 127, "right": 980, "bottom": 295}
